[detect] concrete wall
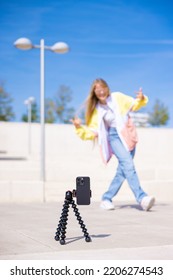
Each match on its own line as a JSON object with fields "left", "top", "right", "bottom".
{"left": 0, "top": 122, "right": 173, "bottom": 202}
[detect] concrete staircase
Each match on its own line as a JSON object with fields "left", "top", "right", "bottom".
{"left": 0, "top": 122, "right": 173, "bottom": 202}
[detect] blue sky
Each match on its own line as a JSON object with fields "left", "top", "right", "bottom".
{"left": 1, "top": 0, "right": 173, "bottom": 126}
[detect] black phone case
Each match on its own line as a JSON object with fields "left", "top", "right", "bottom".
{"left": 76, "top": 176, "right": 90, "bottom": 205}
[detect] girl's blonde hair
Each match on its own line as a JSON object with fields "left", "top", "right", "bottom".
{"left": 85, "top": 78, "right": 110, "bottom": 125}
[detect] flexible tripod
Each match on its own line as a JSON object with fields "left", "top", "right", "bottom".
{"left": 55, "top": 190, "right": 92, "bottom": 245}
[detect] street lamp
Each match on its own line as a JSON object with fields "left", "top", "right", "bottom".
{"left": 24, "top": 96, "right": 35, "bottom": 155}
{"left": 14, "top": 37, "right": 69, "bottom": 182}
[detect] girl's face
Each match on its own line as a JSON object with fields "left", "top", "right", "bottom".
{"left": 94, "top": 83, "right": 109, "bottom": 104}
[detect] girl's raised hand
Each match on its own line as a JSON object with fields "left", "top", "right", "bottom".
{"left": 136, "top": 87, "right": 144, "bottom": 100}
{"left": 70, "top": 117, "right": 82, "bottom": 128}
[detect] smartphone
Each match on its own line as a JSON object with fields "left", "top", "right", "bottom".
{"left": 76, "top": 176, "right": 91, "bottom": 205}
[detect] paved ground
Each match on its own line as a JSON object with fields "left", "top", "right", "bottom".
{"left": 0, "top": 200, "right": 173, "bottom": 260}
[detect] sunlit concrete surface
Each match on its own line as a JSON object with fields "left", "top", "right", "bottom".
{"left": 0, "top": 201, "right": 172, "bottom": 260}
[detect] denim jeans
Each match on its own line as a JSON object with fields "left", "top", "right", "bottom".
{"left": 102, "top": 127, "right": 147, "bottom": 203}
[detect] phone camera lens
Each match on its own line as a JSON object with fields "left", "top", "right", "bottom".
{"left": 80, "top": 178, "right": 84, "bottom": 185}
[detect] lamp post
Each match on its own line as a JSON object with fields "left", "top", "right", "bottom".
{"left": 14, "top": 37, "right": 69, "bottom": 182}
{"left": 24, "top": 96, "right": 35, "bottom": 155}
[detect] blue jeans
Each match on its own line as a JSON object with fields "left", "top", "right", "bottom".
{"left": 102, "top": 127, "right": 147, "bottom": 203}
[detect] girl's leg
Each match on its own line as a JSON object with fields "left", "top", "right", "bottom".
{"left": 102, "top": 164, "right": 125, "bottom": 201}
{"left": 102, "top": 127, "right": 147, "bottom": 203}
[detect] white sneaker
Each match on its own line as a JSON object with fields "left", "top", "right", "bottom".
{"left": 140, "top": 196, "right": 155, "bottom": 211}
{"left": 100, "top": 200, "right": 115, "bottom": 210}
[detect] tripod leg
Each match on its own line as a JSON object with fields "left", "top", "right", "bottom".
{"left": 71, "top": 200, "right": 91, "bottom": 242}
{"left": 55, "top": 200, "right": 70, "bottom": 245}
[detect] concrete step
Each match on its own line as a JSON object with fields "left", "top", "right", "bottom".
{"left": 44, "top": 179, "right": 173, "bottom": 202}
{"left": 1, "top": 164, "right": 173, "bottom": 181}
{"left": 0, "top": 179, "right": 173, "bottom": 203}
